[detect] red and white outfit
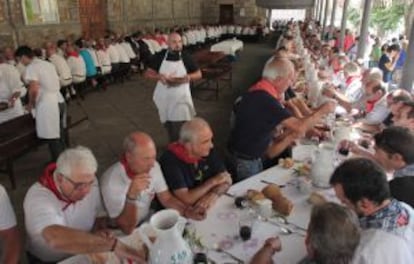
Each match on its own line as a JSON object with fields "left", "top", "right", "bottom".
{"left": 100, "top": 159, "right": 168, "bottom": 224}
{"left": 24, "top": 164, "right": 105, "bottom": 262}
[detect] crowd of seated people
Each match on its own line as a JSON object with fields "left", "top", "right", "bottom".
{"left": 2, "top": 18, "right": 414, "bottom": 264}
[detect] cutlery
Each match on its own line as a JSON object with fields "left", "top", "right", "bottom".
{"left": 275, "top": 216, "right": 308, "bottom": 232}
{"left": 260, "top": 179, "right": 286, "bottom": 187}
{"left": 212, "top": 245, "right": 243, "bottom": 263}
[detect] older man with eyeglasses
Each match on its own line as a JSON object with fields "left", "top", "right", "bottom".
{"left": 23, "top": 146, "right": 145, "bottom": 263}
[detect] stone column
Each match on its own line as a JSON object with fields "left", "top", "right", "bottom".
{"left": 329, "top": 0, "right": 337, "bottom": 39}
{"left": 315, "top": 0, "right": 320, "bottom": 20}
{"left": 357, "top": 0, "right": 373, "bottom": 59}
{"left": 400, "top": 18, "right": 414, "bottom": 91}
{"left": 318, "top": 0, "right": 324, "bottom": 23}
{"left": 339, "top": 0, "right": 350, "bottom": 51}
{"left": 322, "top": 0, "right": 330, "bottom": 40}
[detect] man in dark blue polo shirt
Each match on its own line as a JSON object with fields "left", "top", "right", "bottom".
{"left": 229, "top": 58, "right": 336, "bottom": 181}
{"left": 160, "top": 118, "right": 232, "bottom": 211}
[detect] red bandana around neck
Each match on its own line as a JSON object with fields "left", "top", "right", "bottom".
{"left": 366, "top": 98, "right": 380, "bottom": 113}
{"left": 39, "top": 163, "right": 73, "bottom": 211}
{"left": 345, "top": 76, "right": 360, "bottom": 86}
{"left": 67, "top": 51, "right": 79, "bottom": 58}
{"left": 168, "top": 142, "right": 201, "bottom": 164}
{"left": 249, "top": 79, "right": 282, "bottom": 101}
{"left": 120, "top": 155, "right": 136, "bottom": 179}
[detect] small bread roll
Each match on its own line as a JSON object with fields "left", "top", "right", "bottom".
{"left": 246, "top": 189, "right": 263, "bottom": 200}
{"left": 272, "top": 196, "right": 294, "bottom": 216}
{"left": 262, "top": 184, "right": 282, "bottom": 200}
{"left": 308, "top": 192, "right": 327, "bottom": 206}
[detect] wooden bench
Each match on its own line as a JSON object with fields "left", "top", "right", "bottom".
{"left": 0, "top": 114, "right": 37, "bottom": 189}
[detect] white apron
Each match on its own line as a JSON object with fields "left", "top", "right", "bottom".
{"left": 153, "top": 51, "right": 195, "bottom": 123}
{"left": 35, "top": 91, "right": 60, "bottom": 139}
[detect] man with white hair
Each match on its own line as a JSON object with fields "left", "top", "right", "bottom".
{"left": 322, "top": 62, "right": 363, "bottom": 115}
{"left": 24, "top": 146, "right": 144, "bottom": 263}
{"left": 145, "top": 32, "right": 202, "bottom": 142}
{"left": 229, "top": 58, "right": 335, "bottom": 180}
{"left": 101, "top": 132, "right": 206, "bottom": 235}
{"left": 160, "top": 118, "right": 232, "bottom": 211}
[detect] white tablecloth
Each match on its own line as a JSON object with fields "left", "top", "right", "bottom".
{"left": 210, "top": 39, "right": 244, "bottom": 56}
{"left": 190, "top": 164, "right": 338, "bottom": 264}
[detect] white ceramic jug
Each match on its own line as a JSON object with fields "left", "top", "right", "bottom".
{"left": 333, "top": 121, "right": 353, "bottom": 143}
{"left": 311, "top": 143, "right": 336, "bottom": 188}
{"left": 139, "top": 209, "right": 193, "bottom": 264}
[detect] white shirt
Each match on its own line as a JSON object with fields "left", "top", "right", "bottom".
{"left": 121, "top": 42, "right": 136, "bottom": 59}
{"left": 101, "top": 161, "right": 168, "bottom": 224}
{"left": 115, "top": 43, "right": 130, "bottom": 63}
{"left": 362, "top": 95, "right": 390, "bottom": 125}
{"left": 48, "top": 53, "right": 72, "bottom": 87}
{"left": 24, "top": 58, "right": 64, "bottom": 104}
{"left": 0, "top": 184, "right": 17, "bottom": 230}
{"left": 96, "top": 49, "right": 112, "bottom": 74}
{"left": 107, "top": 44, "right": 120, "bottom": 64}
{"left": 0, "top": 63, "right": 26, "bottom": 124}
{"left": 24, "top": 182, "right": 104, "bottom": 262}
{"left": 352, "top": 229, "right": 414, "bottom": 264}
{"left": 66, "top": 55, "right": 86, "bottom": 83}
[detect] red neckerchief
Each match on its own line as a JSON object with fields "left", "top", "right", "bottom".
{"left": 168, "top": 142, "right": 201, "bottom": 164}
{"left": 120, "top": 155, "right": 135, "bottom": 179}
{"left": 249, "top": 79, "right": 282, "bottom": 101}
{"left": 67, "top": 51, "right": 79, "bottom": 58}
{"left": 366, "top": 98, "right": 380, "bottom": 113}
{"left": 345, "top": 76, "right": 360, "bottom": 86}
{"left": 39, "top": 163, "right": 73, "bottom": 211}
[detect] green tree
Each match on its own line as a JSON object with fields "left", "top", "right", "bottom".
{"left": 370, "top": 4, "right": 405, "bottom": 37}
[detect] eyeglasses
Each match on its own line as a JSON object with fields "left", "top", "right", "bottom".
{"left": 62, "top": 175, "right": 96, "bottom": 190}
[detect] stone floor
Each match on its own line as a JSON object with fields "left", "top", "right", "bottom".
{"left": 1, "top": 39, "right": 276, "bottom": 262}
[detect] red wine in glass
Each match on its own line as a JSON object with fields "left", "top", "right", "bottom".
{"left": 240, "top": 225, "right": 252, "bottom": 241}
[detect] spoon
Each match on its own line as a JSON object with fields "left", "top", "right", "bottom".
{"left": 258, "top": 216, "right": 305, "bottom": 237}
{"left": 275, "top": 216, "right": 308, "bottom": 232}
{"left": 212, "top": 244, "right": 243, "bottom": 263}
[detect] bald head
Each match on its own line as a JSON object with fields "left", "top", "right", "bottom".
{"left": 262, "top": 58, "right": 295, "bottom": 80}
{"left": 123, "top": 132, "right": 154, "bottom": 155}
{"left": 168, "top": 32, "right": 183, "bottom": 52}
{"left": 179, "top": 117, "right": 211, "bottom": 144}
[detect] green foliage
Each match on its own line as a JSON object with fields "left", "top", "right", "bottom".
{"left": 347, "top": 7, "right": 361, "bottom": 29}
{"left": 370, "top": 4, "right": 405, "bottom": 33}
{"left": 346, "top": 4, "right": 404, "bottom": 35}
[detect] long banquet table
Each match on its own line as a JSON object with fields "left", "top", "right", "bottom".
{"left": 210, "top": 39, "right": 244, "bottom": 56}
{"left": 191, "top": 163, "right": 338, "bottom": 264}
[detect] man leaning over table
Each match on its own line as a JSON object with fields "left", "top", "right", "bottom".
{"left": 160, "top": 118, "right": 232, "bottom": 211}
{"left": 24, "top": 146, "right": 144, "bottom": 263}
{"left": 330, "top": 158, "right": 414, "bottom": 258}
{"left": 229, "top": 58, "right": 336, "bottom": 181}
{"left": 100, "top": 132, "right": 206, "bottom": 235}
{"left": 340, "top": 126, "right": 414, "bottom": 178}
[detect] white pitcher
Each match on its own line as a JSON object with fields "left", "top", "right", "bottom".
{"left": 333, "top": 121, "right": 353, "bottom": 143}
{"left": 311, "top": 143, "right": 336, "bottom": 188}
{"left": 138, "top": 209, "right": 193, "bottom": 264}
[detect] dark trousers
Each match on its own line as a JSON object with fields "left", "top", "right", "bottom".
{"left": 43, "top": 102, "right": 67, "bottom": 161}
{"left": 164, "top": 121, "right": 186, "bottom": 142}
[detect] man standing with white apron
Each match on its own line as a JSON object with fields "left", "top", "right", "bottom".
{"left": 15, "top": 46, "right": 66, "bottom": 161}
{"left": 145, "top": 32, "right": 202, "bottom": 142}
